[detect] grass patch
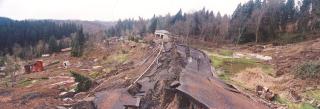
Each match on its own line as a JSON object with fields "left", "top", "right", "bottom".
{"left": 295, "top": 61, "right": 320, "bottom": 79}
{"left": 210, "top": 54, "right": 256, "bottom": 73}
{"left": 89, "top": 67, "right": 112, "bottom": 79}
{"left": 17, "top": 77, "right": 48, "bottom": 87}
{"left": 105, "top": 54, "right": 129, "bottom": 64}
{"left": 275, "top": 95, "right": 316, "bottom": 109}
{"left": 217, "top": 72, "right": 231, "bottom": 81}
{"left": 304, "top": 90, "right": 320, "bottom": 101}
{"left": 273, "top": 33, "right": 305, "bottom": 45}
{"left": 260, "top": 64, "right": 276, "bottom": 76}
{"left": 89, "top": 71, "right": 101, "bottom": 79}
{"left": 18, "top": 79, "right": 33, "bottom": 87}
{"left": 275, "top": 95, "right": 290, "bottom": 104}
{"left": 209, "top": 53, "right": 257, "bottom": 81}
{"left": 218, "top": 49, "right": 234, "bottom": 56}
{"left": 288, "top": 103, "right": 316, "bottom": 109}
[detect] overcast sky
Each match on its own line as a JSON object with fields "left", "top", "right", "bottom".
{"left": 0, "top": 0, "right": 248, "bottom": 21}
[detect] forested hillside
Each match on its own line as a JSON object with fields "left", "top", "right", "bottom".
{"left": 0, "top": 17, "right": 79, "bottom": 58}
{"left": 107, "top": 0, "right": 320, "bottom": 44}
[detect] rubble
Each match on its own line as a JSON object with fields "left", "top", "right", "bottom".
{"left": 256, "top": 85, "right": 276, "bottom": 101}
{"left": 289, "top": 90, "right": 301, "bottom": 102}
{"left": 169, "top": 81, "right": 180, "bottom": 88}
{"left": 59, "top": 91, "right": 75, "bottom": 98}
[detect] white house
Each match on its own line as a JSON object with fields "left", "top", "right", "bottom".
{"left": 155, "top": 30, "right": 171, "bottom": 42}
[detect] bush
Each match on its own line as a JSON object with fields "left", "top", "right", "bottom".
{"left": 295, "top": 61, "right": 320, "bottom": 79}
{"left": 70, "top": 71, "right": 93, "bottom": 92}
{"left": 128, "top": 36, "right": 140, "bottom": 43}
{"left": 0, "top": 57, "right": 4, "bottom": 66}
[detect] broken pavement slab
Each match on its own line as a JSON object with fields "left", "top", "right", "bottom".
{"left": 176, "top": 45, "right": 269, "bottom": 109}
{"left": 91, "top": 42, "right": 271, "bottom": 109}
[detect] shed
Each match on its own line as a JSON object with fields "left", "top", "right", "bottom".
{"left": 32, "top": 61, "right": 44, "bottom": 72}
{"left": 24, "top": 61, "right": 44, "bottom": 73}
{"left": 155, "top": 30, "right": 171, "bottom": 42}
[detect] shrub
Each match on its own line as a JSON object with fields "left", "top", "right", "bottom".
{"left": 0, "top": 57, "right": 4, "bottom": 66}
{"left": 70, "top": 71, "right": 93, "bottom": 92}
{"left": 295, "top": 61, "right": 320, "bottom": 79}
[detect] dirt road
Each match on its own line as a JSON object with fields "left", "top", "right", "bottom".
{"left": 93, "top": 42, "right": 270, "bottom": 109}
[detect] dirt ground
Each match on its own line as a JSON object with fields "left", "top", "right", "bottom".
{"left": 0, "top": 39, "right": 154, "bottom": 109}
{"left": 1, "top": 36, "right": 319, "bottom": 109}
{"left": 220, "top": 38, "right": 320, "bottom": 108}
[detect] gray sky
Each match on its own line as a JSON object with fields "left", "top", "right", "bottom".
{"left": 0, "top": 0, "right": 248, "bottom": 21}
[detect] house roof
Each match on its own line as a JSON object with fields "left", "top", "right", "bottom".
{"left": 155, "top": 30, "right": 170, "bottom": 34}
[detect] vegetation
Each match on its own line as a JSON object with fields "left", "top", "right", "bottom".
{"left": 209, "top": 52, "right": 257, "bottom": 81}
{"left": 71, "top": 29, "right": 86, "bottom": 57}
{"left": 70, "top": 71, "right": 93, "bottom": 92}
{"left": 48, "top": 36, "right": 59, "bottom": 53}
{"left": 106, "top": 54, "right": 128, "bottom": 64}
{"left": 304, "top": 89, "right": 320, "bottom": 101}
{"left": 218, "top": 49, "right": 234, "bottom": 56}
{"left": 295, "top": 61, "right": 320, "bottom": 79}
{"left": 0, "top": 57, "right": 4, "bottom": 66}
{"left": 106, "top": 0, "right": 320, "bottom": 45}
{"left": 274, "top": 89, "right": 316, "bottom": 109}
{"left": 0, "top": 17, "right": 79, "bottom": 58}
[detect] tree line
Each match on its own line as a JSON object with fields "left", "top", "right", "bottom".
{"left": 230, "top": 0, "right": 320, "bottom": 44}
{"left": 0, "top": 17, "right": 85, "bottom": 59}
{"left": 106, "top": 0, "right": 320, "bottom": 45}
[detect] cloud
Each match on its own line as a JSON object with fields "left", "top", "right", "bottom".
{"left": 0, "top": 0, "right": 248, "bottom": 21}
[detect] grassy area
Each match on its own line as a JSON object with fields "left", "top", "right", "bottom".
{"left": 288, "top": 103, "right": 316, "bottom": 109}
{"left": 218, "top": 49, "right": 234, "bottom": 56}
{"left": 105, "top": 53, "right": 129, "bottom": 64}
{"left": 295, "top": 61, "right": 320, "bottom": 79}
{"left": 304, "top": 90, "right": 320, "bottom": 101}
{"left": 261, "top": 64, "right": 276, "bottom": 76}
{"left": 18, "top": 79, "right": 33, "bottom": 87}
{"left": 207, "top": 49, "right": 317, "bottom": 109}
{"left": 89, "top": 67, "right": 113, "bottom": 79}
{"left": 210, "top": 53, "right": 256, "bottom": 69}
{"left": 17, "top": 77, "right": 49, "bottom": 87}
{"left": 208, "top": 49, "right": 277, "bottom": 80}
{"left": 209, "top": 53, "right": 257, "bottom": 81}
{"left": 273, "top": 33, "right": 305, "bottom": 45}
{"left": 275, "top": 94, "right": 316, "bottom": 109}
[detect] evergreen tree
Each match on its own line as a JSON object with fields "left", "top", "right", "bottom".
{"left": 48, "top": 36, "right": 59, "bottom": 53}
{"left": 148, "top": 16, "right": 158, "bottom": 34}
{"left": 71, "top": 29, "right": 85, "bottom": 57}
{"left": 0, "top": 17, "right": 78, "bottom": 56}
{"left": 171, "top": 9, "right": 184, "bottom": 24}
{"left": 285, "top": 0, "right": 296, "bottom": 21}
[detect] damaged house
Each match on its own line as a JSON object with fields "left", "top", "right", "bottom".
{"left": 24, "top": 61, "right": 44, "bottom": 73}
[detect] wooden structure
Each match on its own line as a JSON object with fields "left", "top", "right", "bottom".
{"left": 154, "top": 30, "right": 171, "bottom": 43}
{"left": 61, "top": 47, "right": 72, "bottom": 52}
{"left": 24, "top": 61, "right": 44, "bottom": 73}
